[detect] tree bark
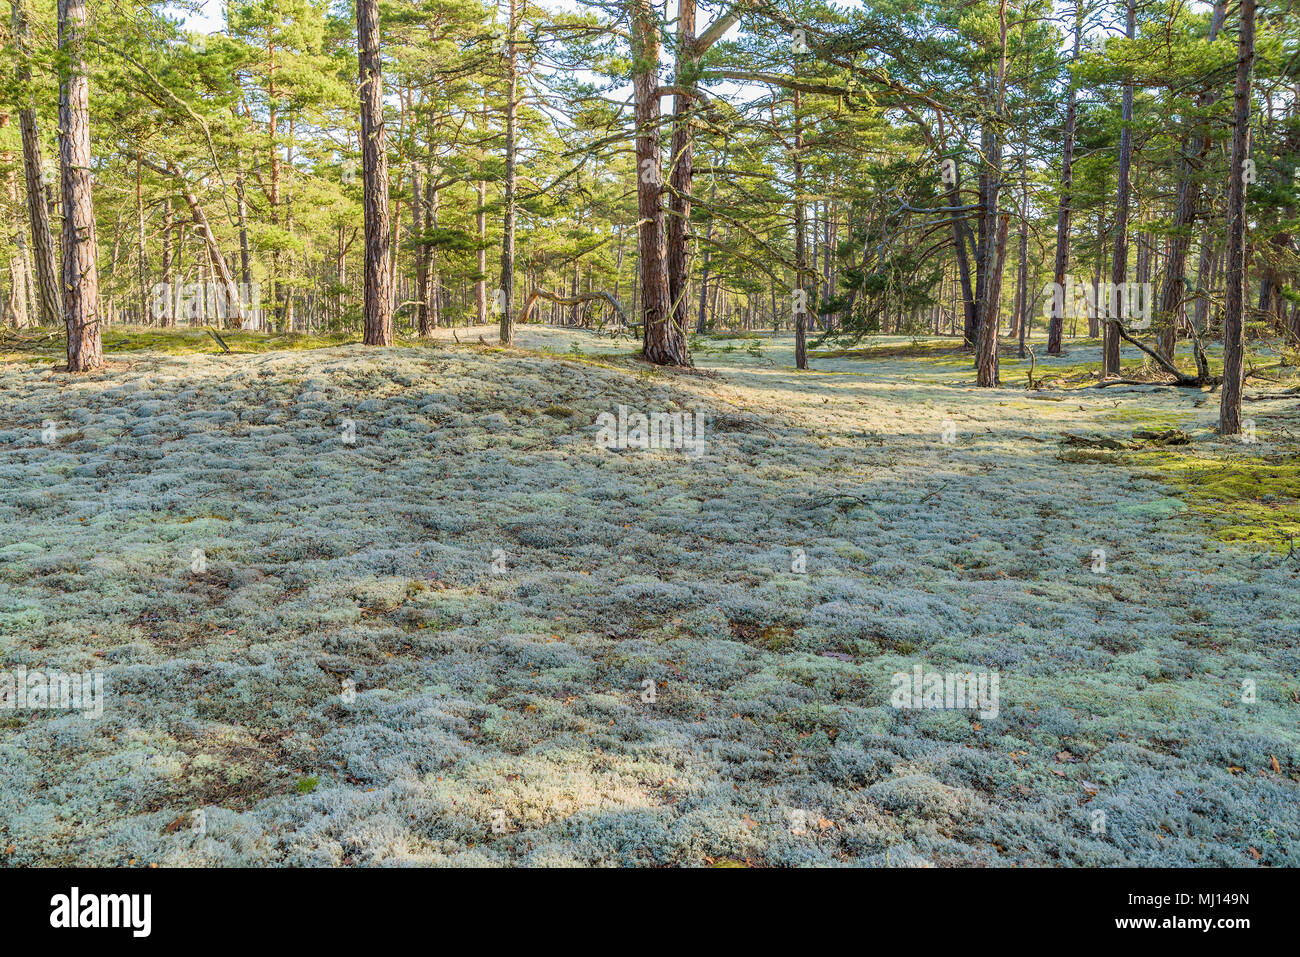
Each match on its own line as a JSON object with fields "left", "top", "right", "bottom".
{"left": 976, "top": 214, "right": 1009, "bottom": 387}
{"left": 136, "top": 152, "right": 147, "bottom": 324}
{"left": 1047, "top": 4, "right": 1082, "bottom": 355}
{"left": 793, "top": 89, "right": 808, "bottom": 370}
{"left": 1220, "top": 0, "right": 1256, "bottom": 435}
{"left": 424, "top": 176, "right": 440, "bottom": 332}
{"left": 476, "top": 177, "right": 488, "bottom": 324}
{"left": 498, "top": 0, "right": 519, "bottom": 345}
{"left": 666, "top": 0, "right": 696, "bottom": 337}
{"left": 12, "top": 0, "right": 61, "bottom": 326}
{"left": 412, "top": 164, "right": 428, "bottom": 334}
{"left": 357, "top": 0, "right": 393, "bottom": 345}
{"left": 58, "top": 0, "right": 101, "bottom": 371}
{"left": 159, "top": 196, "right": 175, "bottom": 327}
{"left": 1, "top": 114, "right": 32, "bottom": 328}
{"left": 1104, "top": 0, "right": 1136, "bottom": 377}
{"left": 1016, "top": 158, "right": 1029, "bottom": 358}
{"left": 632, "top": 0, "right": 686, "bottom": 364}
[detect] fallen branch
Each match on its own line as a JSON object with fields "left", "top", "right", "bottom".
{"left": 206, "top": 328, "right": 231, "bottom": 354}
{"left": 1102, "top": 317, "right": 1220, "bottom": 388}
{"left": 1245, "top": 386, "right": 1300, "bottom": 401}
{"left": 1025, "top": 345, "right": 1044, "bottom": 390}
{"left": 517, "top": 289, "right": 629, "bottom": 330}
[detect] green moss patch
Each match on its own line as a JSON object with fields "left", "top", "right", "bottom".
{"left": 1135, "top": 451, "right": 1300, "bottom": 552}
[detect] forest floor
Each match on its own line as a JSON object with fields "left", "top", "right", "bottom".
{"left": 1, "top": 325, "right": 1298, "bottom": 866}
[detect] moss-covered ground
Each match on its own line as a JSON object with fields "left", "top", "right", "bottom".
{"left": 1, "top": 325, "right": 1296, "bottom": 866}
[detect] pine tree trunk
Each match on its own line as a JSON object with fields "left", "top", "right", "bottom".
{"left": 666, "top": 0, "right": 696, "bottom": 338}
{"left": 412, "top": 165, "right": 429, "bottom": 334}
{"left": 1220, "top": 0, "right": 1256, "bottom": 435}
{"left": 498, "top": 0, "right": 518, "bottom": 344}
{"left": 1047, "top": 4, "right": 1081, "bottom": 355}
{"left": 1016, "top": 162, "right": 1029, "bottom": 358}
{"left": 357, "top": 0, "right": 393, "bottom": 345}
{"left": 136, "top": 152, "right": 147, "bottom": 325}
{"left": 425, "top": 181, "right": 440, "bottom": 332}
{"left": 2, "top": 115, "right": 33, "bottom": 329}
{"left": 12, "top": 0, "right": 61, "bottom": 326}
{"left": 160, "top": 197, "right": 175, "bottom": 327}
{"left": 632, "top": 0, "right": 684, "bottom": 365}
{"left": 58, "top": 0, "right": 101, "bottom": 371}
{"left": 976, "top": 215, "right": 1009, "bottom": 387}
{"left": 476, "top": 178, "right": 488, "bottom": 325}
{"left": 793, "top": 90, "right": 808, "bottom": 370}
{"left": 1104, "top": 0, "right": 1136, "bottom": 377}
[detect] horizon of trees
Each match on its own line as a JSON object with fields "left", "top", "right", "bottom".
{"left": 1, "top": 0, "right": 1295, "bottom": 430}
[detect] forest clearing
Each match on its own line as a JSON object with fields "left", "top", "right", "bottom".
{"left": 1, "top": 326, "right": 1297, "bottom": 866}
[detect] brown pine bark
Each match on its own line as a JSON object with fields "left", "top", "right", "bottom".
{"left": 136, "top": 152, "right": 147, "bottom": 324}
{"left": 1104, "top": 0, "right": 1136, "bottom": 377}
{"left": 424, "top": 176, "right": 440, "bottom": 332}
{"left": 793, "top": 89, "right": 808, "bottom": 370}
{"left": 159, "top": 197, "right": 175, "bottom": 328}
{"left": 631, "top": 0, "right": 685, "bottom": 365}
{"left": 972, "top": 0, "right": 1008, "bottom": 355}
{"left": 476, "top": 177, "right": 488, "bottom": 325}
{"left": 1016, "top": 157, "right": 1029, "bottom": 358}
{"left": 2, "top": 114, "right": 33, "bottom": 328}
{"left": 412, "top": 164, "right": 429, "bottom": 334}
{"left": 357, "top": 0, "right": 393, "bottom": 345}
{"left": 666, "top": 0, "right": 696, "bottom": 337}
{"left": 12, "top": 0, "right": 61, "bottom": 326}
{"left": 58, "top": 0, "right": 101, "bottom": 371}
{"left": 976, "top": 214, "right": 1009, "bottom": 387}
{"left": 1220, "top": 0, "right": 1256, "bottom": 435}
{"left": 1046, "top": 4, "right": 1082, "bottom": 355}
{"left": 498, "top": 0, "right": 519, "bottom": 345}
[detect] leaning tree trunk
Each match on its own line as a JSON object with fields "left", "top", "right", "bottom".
{"left": 1047, "top": 4, "right": 1082, "bottom": 355}
{"left": 632, "top": 0, "right": 685, "bottom": 365}
{"left": 1220, "top": 0, "right": 1256, "bottom": 435}
{"left": 58, "top": 0, "right": 101, "bottom": 372}
{"left": 12, "top": 0, "right": 61, "bottom": 327}
{"left": 151, "top": 161, "right": 244, "bottom": 329}
{"left": 1104, "top": 0, "right": 1136, "bottom": 377}
{"left": 498, "top": 0, "right": 519, "bottom": 345}
{"left": 357, "top": 0, "right": 393, "bottom": 346}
